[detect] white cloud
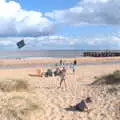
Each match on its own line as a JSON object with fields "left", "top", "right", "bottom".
{"left": 0, "top": 0, "right": 120, "bottom": 50}
{"left": 45, "top": 0, "right": 120, "bottom": 26}
{"left": 0, "top": 33, "right": 120, "bottom": 50}
{"left": 0, "top": 40, "right": 13, "bottom": 45}
{"left": 0, "top": 0, "right": 55, "bottom": 37}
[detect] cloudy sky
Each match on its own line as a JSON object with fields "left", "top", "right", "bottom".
{"left": 0, "top": 0, "right": 120, "bottom": 50}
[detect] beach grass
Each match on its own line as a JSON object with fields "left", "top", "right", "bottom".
{"left": 0, "top": 79, "right": 29, "bottom": 92}
{"left": 0, "top": 95, "right": 41, "bottom": 120}
{"left": 92, "top": 70, "right": 120, "bottom": 85}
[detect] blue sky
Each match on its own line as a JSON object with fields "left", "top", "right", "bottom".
{"left": 15, "top": 0, "right": 79, "bottom": 12}
{"left": 0, "top": 0, "right": 120, "bottom": 50}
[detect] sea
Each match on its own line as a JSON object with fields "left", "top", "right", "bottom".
{"left": 0, "top": 50, "right": 84, "bottom": 59}
{"left": 1, "top": 50, "right": 120, "bottom": 69}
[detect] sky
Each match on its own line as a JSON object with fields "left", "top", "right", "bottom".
{"left": 0, "top": 0, "right": 120, "bottom": 50}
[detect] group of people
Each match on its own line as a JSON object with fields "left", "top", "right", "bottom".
{"left": 48, "top": 59, "right": 77, "bottom": 88}
{"left": 59, "top": 59, "right": 93, "bottom": 112}
{"left": 36, "top": 59, "right": 77, "bottom": 88}
{"left": 36, "top": 66, "right": 67, "bottom": 88}
{"left": 37, "top": 59, "right": 93, "bottom": 112}
{"left": 59, "top": 59, "right": 77, "bottom": 73}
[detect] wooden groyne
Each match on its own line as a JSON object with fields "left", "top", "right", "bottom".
{"left": 83, "top": 51, "right": 120, "bottom": 57}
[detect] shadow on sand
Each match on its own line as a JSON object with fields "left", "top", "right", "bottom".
{"left": 28, "top": 74, "right": 42, "bottom": 77}
{"left": 64, "top": 106, "right": 82, "bottom": 112}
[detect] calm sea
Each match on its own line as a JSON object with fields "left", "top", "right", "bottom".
{"left": 1, "top": 50, "right": 120, "bottom": 69}
{"left": 0, "top": 50, "right": 84, "bottom": 59}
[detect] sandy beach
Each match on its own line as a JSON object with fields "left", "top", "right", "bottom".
{"left": 1, "top": 56, "right": 120, "bottom": 66}
{"left": 0, "top": 57, "right": 119, "bottom": 120}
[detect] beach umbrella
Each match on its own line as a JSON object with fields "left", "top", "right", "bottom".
{"left": 16, "top": 39, "right": 25, "bottom": 49}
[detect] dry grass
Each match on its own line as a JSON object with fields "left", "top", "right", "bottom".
{"left": 0, "top": 79, "right": 29, "bottom": 92}
{"left": 0, "top": 95, "right": 42, "bottom": 120}
{"left": 92, "top": 70, "right": 120, "bottom": 95}
{"left": 92, "top": 70, "right": 120, "bottom": 85}
{"left": 0, "top": 78, "right": 44, "bottom": 120}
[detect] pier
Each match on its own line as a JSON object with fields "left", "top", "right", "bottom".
{"left": 83, "top": 50, "right": 120, "bottom": 57}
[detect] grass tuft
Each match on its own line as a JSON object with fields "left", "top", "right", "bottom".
{"left": 0, "top": 96, "right": 42, "bottom": 120}
{"left": 92, "top": 70, "right": 120, "bottom": 85}
{"left": 0, "top": 79, "right": 28, "bottom": 92}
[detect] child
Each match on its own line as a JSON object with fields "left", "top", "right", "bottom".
{"left": 69, "top": 97, "right": 92, "bottom": 112}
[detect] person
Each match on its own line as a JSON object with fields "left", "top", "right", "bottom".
{"left": 69, "top": 97, "right": 92, "bottom": 112}
{"left": 45, "top": 68, "right": 53, "bottom": 77}
{"left": 72, "top": 59, "right": 77, "bottom": 73}
{"left": 59, "top": 67, "right": 67, "bottom": 88}
{"left": 72, "top": 64, "right": 75, "bottom": 73}
{"left": 60, "top": 59, "right": 63, "bottom": 66}
{"left": 73, "top": 59, "right": 77, "bottom": 66}
{"left": 54, "top": 67, "right": 61, "bottom": 76}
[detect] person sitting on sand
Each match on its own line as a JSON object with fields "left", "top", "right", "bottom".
{"left": 59, "top": 67, "right": 67, "bottom": 88}
{"left": 69, "top": 97, "right": 92, "bottom": 112}
{"left": 54, "top": 67, "right": 61, "bottom": 76}
{"left": 45, "top": 68, "right": 53, "bottom": 77}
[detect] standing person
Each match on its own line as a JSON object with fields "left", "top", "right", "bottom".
{"left": 72, "top": 64, "right": 75, "bottom": 73}
{"left": 59, "top": 67, "right": 67, "bottom": 88}
{"left": 72, "top": 59, "right": 77, "bottom": 73}
{"left": 60, "top": 59, "right": 62, "bottom": 66}
{"left": 74, "top": 59, "right": 77, "bottom": 66}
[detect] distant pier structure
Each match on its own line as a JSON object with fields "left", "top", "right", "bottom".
{"left": 83, "top": 50, "right": 120, "bottom": 57}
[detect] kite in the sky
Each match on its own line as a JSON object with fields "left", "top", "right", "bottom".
{"left": 16, "top": 39, "right": 25, "bottom": 49}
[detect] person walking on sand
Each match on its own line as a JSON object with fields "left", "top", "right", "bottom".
{"left": 59, "top": 67, "right": 67, "bottom": 88}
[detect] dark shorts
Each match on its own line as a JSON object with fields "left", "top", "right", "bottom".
{"left": 60, "top": 76, "right": 65, "bottom": 81}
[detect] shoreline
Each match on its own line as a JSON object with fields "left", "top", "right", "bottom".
{"left": 0, "top": 56, "right": 120, "bottom": 69}
{"left": 0, "top": 60, "right": 120, "bottom": 69}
